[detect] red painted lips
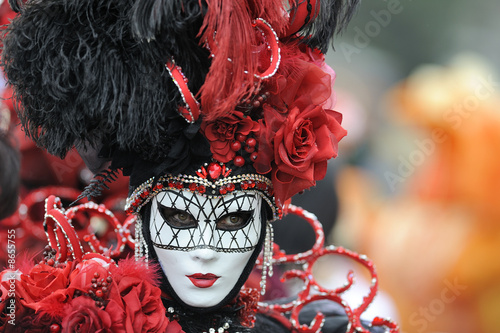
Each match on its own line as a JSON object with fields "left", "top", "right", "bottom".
{"left": 186, "top": 273, "right": 220, "bottom": 288}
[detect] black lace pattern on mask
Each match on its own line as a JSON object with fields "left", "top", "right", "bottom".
{"left": 151, "top": 190, "right": 261, "bottom": 253}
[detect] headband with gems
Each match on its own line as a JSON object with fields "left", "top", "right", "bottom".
{"left": 126, "top": 161, "right": 282, "bottom": 220}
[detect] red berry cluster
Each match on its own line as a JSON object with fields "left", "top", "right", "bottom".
{"left": 231, "top": 134, "right": 259, "bottom": 167}
{"left": 72, "top": 271, "right": 113, "bottom": 308}
{"left": 240, "top": 91, "right": 271, "bottom": 111}
{"left": 40, "top": 245, "right": 64, "bottom": 267}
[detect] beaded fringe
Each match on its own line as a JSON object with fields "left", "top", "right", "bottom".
{"left": 260, "top": 221, "right": 274, "bottom": 295}
{"left": 134, "top": 215, "right": 149, "bottom": 265}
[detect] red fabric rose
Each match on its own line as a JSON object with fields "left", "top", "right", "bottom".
{"left": 61, "top": 296, "right": 124, "bottom": 333}
{"left": 114, "top": 275, "right": 170, "bottom": 333}
{"left": 15, "top": 262, "right": 75, "bottom": 319}
{"left": 256, "top": 104, "right": 346, "bottom": 206}
{"left": 17, "top": 310, "right": 55, "bottom": 333}
{"left": 17, "top": 263, "right": 72, "bottom": 303}
{"left": 265, "top": 43, "right": 334, "bottom": 114}
{"left": 68, "top": 258, "right": 112, "bottom": 292}
{"left": 201, "top": 111, "right": 259, "bottom": 163}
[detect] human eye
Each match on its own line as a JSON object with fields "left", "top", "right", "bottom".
{"left": 216, "top": 211, "right": 252, "bottom": 231}
{"left": 158, "top": 206, "right": 197, "bottom": 228}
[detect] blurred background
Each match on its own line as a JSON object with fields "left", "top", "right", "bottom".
{"left": 308, "top": 0, "right": 500, "bottom": 332}
{"left": 1, "top": 1, "right": 500, "bottom": 332}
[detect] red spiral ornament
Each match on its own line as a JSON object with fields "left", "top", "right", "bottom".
{"left": 257, "top": 204, "right": 400, "bottom": 333}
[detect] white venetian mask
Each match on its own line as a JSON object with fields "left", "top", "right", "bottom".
{"left": 149, "top": 189, "right": 263, "bottom": 308}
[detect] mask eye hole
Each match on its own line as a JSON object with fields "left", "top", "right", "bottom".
{"left": 216, "top": 211, "right": 252, "bottom": 231}
{"left": 159, "top": 206, "right": 197, "bottom": 229}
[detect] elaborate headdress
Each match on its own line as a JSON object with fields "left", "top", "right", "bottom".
{"left": 2, "top": 0, "right": 356, "bottom": 214}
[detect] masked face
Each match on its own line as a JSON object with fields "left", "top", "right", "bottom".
{"left": 150, "top": 190, "right": 263, "bottom": 308}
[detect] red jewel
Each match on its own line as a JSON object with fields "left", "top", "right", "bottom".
{"left": 249, "top": 180, "right": 256, "bottom": 188}
{"left": 168, "top": 181, "right": 175, "bottom": 188}
{"left": 241, "top": 182, "right": 249, "bottom": 190}
{"left": 234, "top": 156, "right": 245, "bottom": 167}
{"left": 228, "top": 183, "right": 235, "bottom": 191}
{"left": 219, "top": 187, "right": 228, "bottom": 195}
{"left": 246, "top": 138, "right": 257, "bottom": 147}
{"left": 250, "top": 152, "right": 258, "bottom": 161}
{"left": 175, "top": 182, "right": 183, "bottom": 189}
{"left": 230, "top": 141, "right": 242, "bottom": 151}
{"left": 207, "top": 162, "right": 222, "bottom": 180}
{"left": 50, "top": 324, "right": 61, "bottom": 333}
{"left": 236, "top": 133, "right": 247, "bottom": 142}
{"left": 189, "top": 183, "right": 197, "bottom": 191}
{"left": 197, "top": 185, "right": 206, "bottom": 194}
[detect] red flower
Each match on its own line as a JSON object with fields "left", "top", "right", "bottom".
{"left": 201, "top": 111, "right": 259, "bottom": 163}
{"left": 15, "top": 262, "right": 75, "bottom": 319}
{"left": 17, "top": 263, "right": 72, "bottom": 303}
{"left": 61, "top": 296, "right": 124, "bottom": 333}
{"left": 68, "top": 258, "right": 112, "bottom": 292}
{"left": 114, "top": 276, "right": 170, "bottom": 333}
{"left": 265, "top": 43, "right": 334, "bottom": 114}
{"left": 17, "top": 310, "right": 56, "bottom": 333}
{"left": 236, "top": 288, "right": 259, "bottom": 328}
{"left": 256, "top": 104, "right": 346, "bottom": 206}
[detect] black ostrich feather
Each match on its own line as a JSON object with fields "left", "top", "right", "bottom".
{"left": 7, "top": 0, "right": 22, "bottom": 13}
{"left": 297, "top": 0, "right": 361, "bottom": 53}
{"left": 73, "top": 168, "right": 120, "bottom": 204}
{"left": 1, "top": 0, "right": 209, "bottom": 162}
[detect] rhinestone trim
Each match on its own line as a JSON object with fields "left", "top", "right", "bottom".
{"left": 126, "top": 173, "right": 282, "bottom": 221}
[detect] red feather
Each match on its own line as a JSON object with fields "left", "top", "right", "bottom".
{"left": 110, "top": 257, "right": 163, "bottom": 287}
{"left": 198, "top": 0, "right": 288, "bottom": 121}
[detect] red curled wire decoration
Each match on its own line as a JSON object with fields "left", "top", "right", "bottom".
{"left": 42, "top": 195, "right": 133, "bottom": 261}
{"left": 252, "top": 18, "right": 281, "bottom": 80}
{"left": 165, "top": 60, "right": 201, "bottom": 123}
{"left": 257, "top": 204, "right": 400, "bottom": 333}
